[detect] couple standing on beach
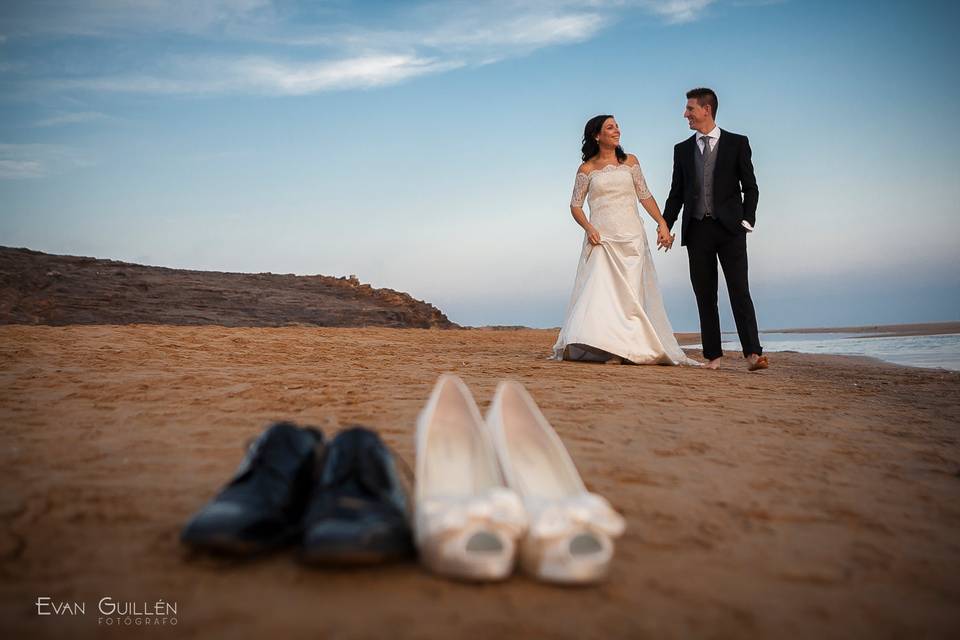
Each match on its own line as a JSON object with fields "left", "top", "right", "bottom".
{"left": 552, "top": 87, "right": 768, "bottom": 372}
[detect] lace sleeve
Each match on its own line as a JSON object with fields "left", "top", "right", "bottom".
{"left": 570, "top": 172, "right": 590, "bottom": 208}
{"left": 630, "top": 163, "right": 652, "bottom": 200}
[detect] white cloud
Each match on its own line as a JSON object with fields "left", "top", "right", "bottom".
{"left": 0, "top": 144, "right": 93, "bottom": 179}
{"left": 251, "top": 8, "right": 611, "bottom": 62}
{"left": 640, "top": 0, "right": 715, "bottom": 24}
{"left": 233, "top": 54, "right": 464, "bottom": 94}
{"left": 421, "top": 12, "right": 608, "bottom": 49}
{"left": 0, "top": 159, "right": 45, "bottom": 179}
{"left": 46, "top": 54, "right": 464, "bottom": 95}
{"left": 7, "top": 1, "right": 722, "bottom": 98}
{"left": 32, "top": 111, "right": 109, "bottom": 127}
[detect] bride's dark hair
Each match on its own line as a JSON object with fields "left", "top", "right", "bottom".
{"left": 581, "top": 114, "right": 627, "bottom": 163}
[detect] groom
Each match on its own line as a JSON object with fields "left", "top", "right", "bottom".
{"left": 662, "top": 88, "right": 768, "bottom": 371}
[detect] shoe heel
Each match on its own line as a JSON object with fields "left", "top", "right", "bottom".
{"left": 414, "top": 375, "right": 527, "bottom": 581}
{"left": 485, "top": 381, "right": 625, "bottom": 585}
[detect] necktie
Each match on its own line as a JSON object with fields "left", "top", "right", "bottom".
{"left": 701, "top": 136, "right": 714, "bottom": 218}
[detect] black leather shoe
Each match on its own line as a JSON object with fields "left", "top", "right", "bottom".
{"left": 181, "top": 422, "right": 322, "bottom": 554}
{"left": 299, "top": 426, "right": 415, "bottom": 565}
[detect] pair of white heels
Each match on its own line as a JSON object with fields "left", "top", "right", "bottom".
{"left": 414, "top": 375, "right": 626, "bottom": 584}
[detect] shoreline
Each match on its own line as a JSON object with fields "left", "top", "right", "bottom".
{"left": 674, "top": 323, "right": 960, "bottom": 372}
{"left": 497, "top": 322, "right": 959, "bottom": 345}
{"left": 760, "top": 321, "right": 960, "bottom": 338}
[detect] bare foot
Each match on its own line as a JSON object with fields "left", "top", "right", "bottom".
{"left": 747, "top": 354, "right": 769, "bottom": 371}
{"left": 704, "top": 357, "right": 722, "bottom": 370}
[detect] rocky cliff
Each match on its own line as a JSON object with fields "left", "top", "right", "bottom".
{"left": 0, "top": 247, "right": 456, "bottom": 328}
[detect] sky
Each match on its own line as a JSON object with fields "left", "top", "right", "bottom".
{"left": 1, "top": 0, "right": 958, "bottom": 330}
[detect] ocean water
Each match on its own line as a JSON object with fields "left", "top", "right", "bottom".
{"left": 691, "top": 332, "right": 960, "bottom": 371}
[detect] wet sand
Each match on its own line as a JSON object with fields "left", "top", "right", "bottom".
{"left": 763, "top": 321, "right": 960, "bottom": 338}
{"left": 675, "top": 322, "right": 960, "bottom": 347}
{"left": 1, "top": 326, "right": 958, "bottom": 639}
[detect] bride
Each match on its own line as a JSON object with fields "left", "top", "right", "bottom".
{"left": 551, "top": 115, "right": 698, "bottom": 366}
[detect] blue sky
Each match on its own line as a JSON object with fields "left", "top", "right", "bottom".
{"left": 1, "top": 0, "right": 958, "bottom": 330}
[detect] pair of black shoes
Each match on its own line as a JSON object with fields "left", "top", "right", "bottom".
{"left": 180, "top": 423, "right": 414, "bottom": 564}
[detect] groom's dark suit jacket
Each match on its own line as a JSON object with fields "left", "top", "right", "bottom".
{"left": 663, "top": 129, "right": 759, "bottom": 246}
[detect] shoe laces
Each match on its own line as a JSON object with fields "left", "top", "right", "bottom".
{"left": 232, "top": 425, "right": 319, "bottom": 497}
{"left": 323, "top": 438, "right": 390, "bottom": 498}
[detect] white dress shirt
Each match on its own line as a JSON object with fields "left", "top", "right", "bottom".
{"left": 696, "top": 126, "right": 720, "bottom": 154}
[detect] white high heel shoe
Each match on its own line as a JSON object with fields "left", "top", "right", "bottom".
{"left": 485, "top": 380, "right": 626, "bottom": 585}
{"left": 414, "top": 374, "right": 527, "bottom": 581}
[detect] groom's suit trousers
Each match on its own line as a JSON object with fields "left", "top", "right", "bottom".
{"left": 686, "top": 217, "right": 762, "bottom": 360}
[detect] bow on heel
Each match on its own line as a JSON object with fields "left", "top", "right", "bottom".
{"left": 485, "top": 381, "right": 626, "bottom": 584}
{"left": 414, "top": 375, "right": 527, "bottom": 581}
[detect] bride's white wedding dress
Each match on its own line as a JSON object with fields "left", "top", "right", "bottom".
{"left": 551, "top": 162, "right": 698, "bottom": 366}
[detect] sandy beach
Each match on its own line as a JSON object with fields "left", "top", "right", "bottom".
{"left": 1, "top": 325, "right": 959, "bottom": 639}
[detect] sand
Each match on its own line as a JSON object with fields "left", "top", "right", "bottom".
{"left": 762, "top": 322, "right": 960, "bottom": 338}
{"left": 1, "top": 325, "right": 958, "bottom": 639}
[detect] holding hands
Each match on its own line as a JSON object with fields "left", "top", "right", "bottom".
{"left": 656, "top": 223, "right": 675, "bottom": 251}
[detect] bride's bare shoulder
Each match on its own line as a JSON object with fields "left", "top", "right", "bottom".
{"left": 624, "top": 154, "right": 641, "bottom": 167}
{"left": 577, "top": 161, "right": 592, "bottom": 175}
